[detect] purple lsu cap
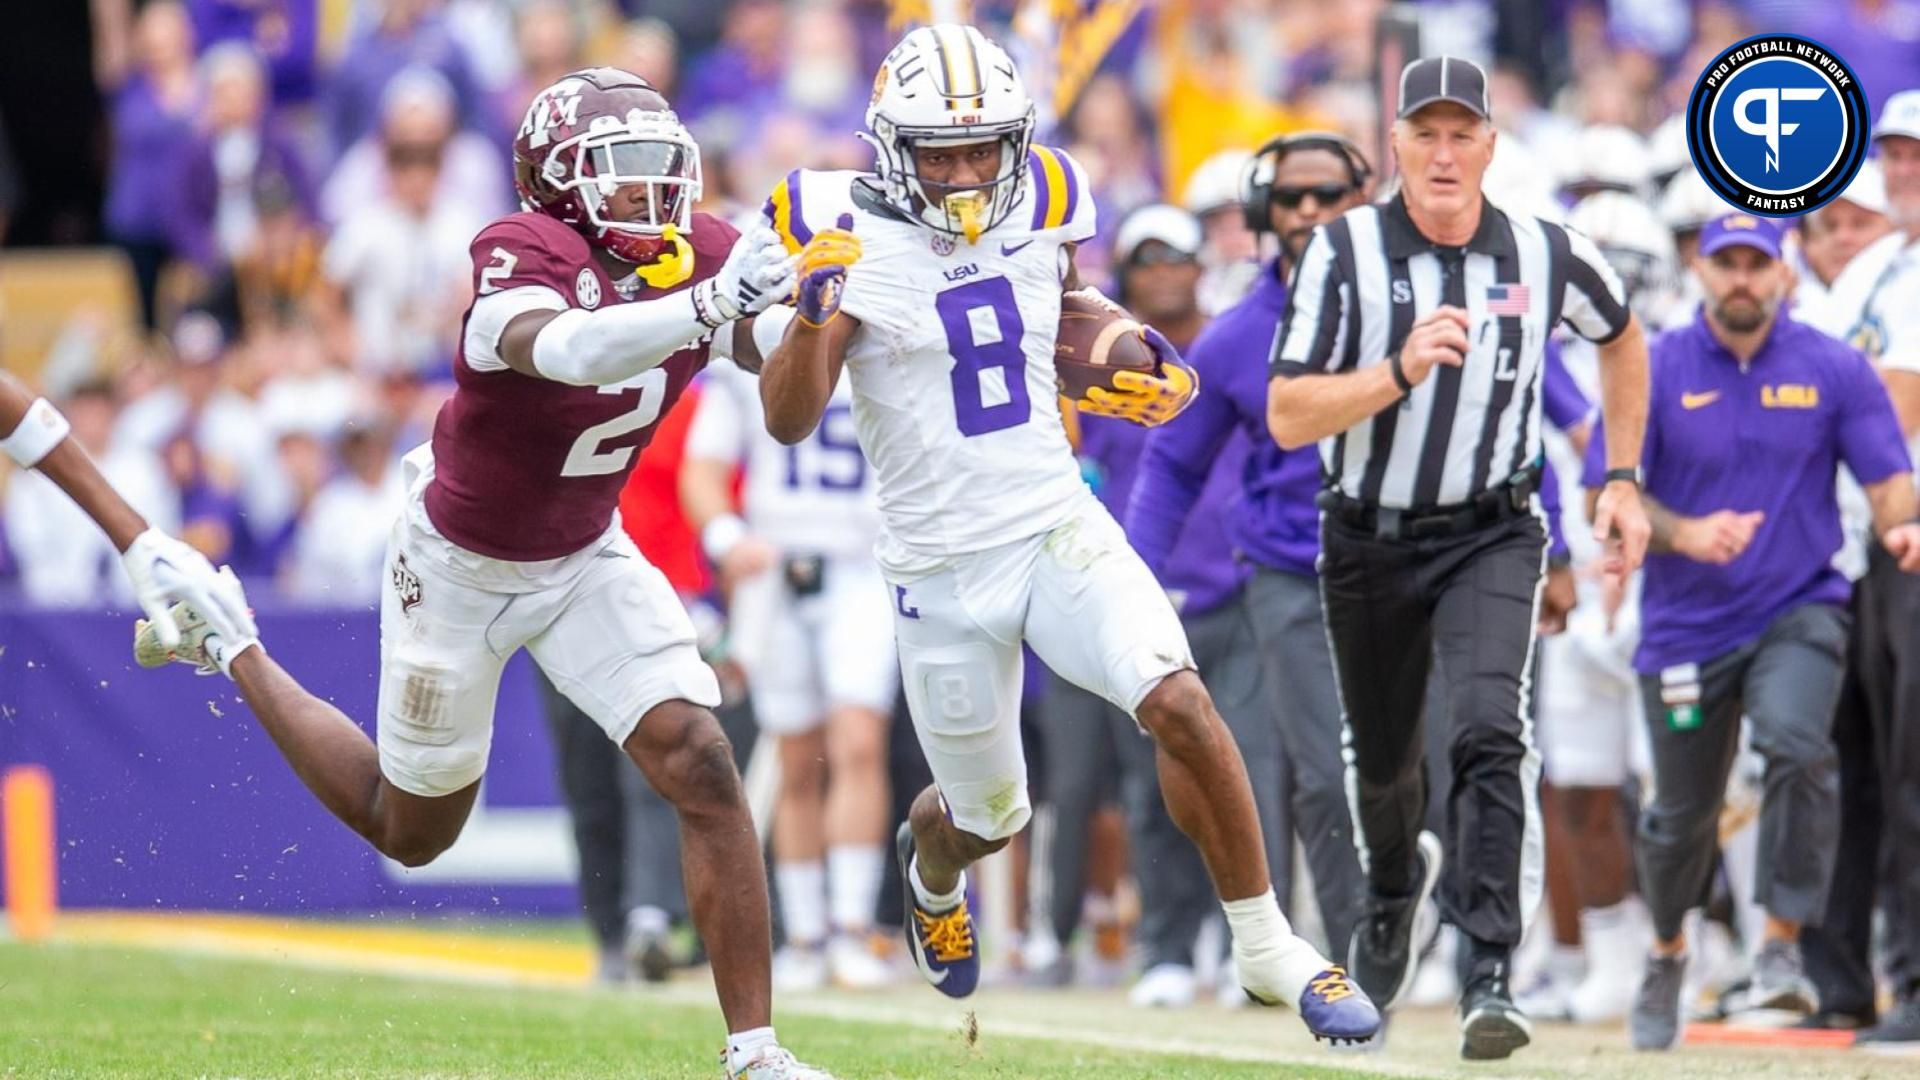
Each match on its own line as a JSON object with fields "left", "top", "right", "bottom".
{"left": 1697, "top": 213, "right": 1783, "bottom": 260}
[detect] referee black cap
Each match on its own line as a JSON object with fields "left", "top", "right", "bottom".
{"left": 1397, "top": 56, "right": 1491, "bottom": 121}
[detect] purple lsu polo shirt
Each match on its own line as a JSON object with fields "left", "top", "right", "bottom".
{"left": 1584, "top": 307, "right": 1912, "bottom": 672}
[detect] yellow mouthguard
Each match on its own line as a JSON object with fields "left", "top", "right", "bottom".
{"left": 634, "top": 224, "right": 695, "bottom": 288}
{"left": 946, "top": 192, "right": 986, "bottom": 245}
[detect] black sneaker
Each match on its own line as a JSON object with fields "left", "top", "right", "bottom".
{"left": 1857, "top": 995, "right": 1920, "bottom": 1052}
{"left": 1459, "top": 953, "right": 1532, "bottom": 1061}
{"left": 1347, "top": 830, "right": 1442, "bottom": 1010}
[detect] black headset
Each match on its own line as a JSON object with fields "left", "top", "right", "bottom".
{"left": 1240, "top": 131, "right": 1373, "bottom": 234}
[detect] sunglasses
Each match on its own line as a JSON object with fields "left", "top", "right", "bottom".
{"left": 1271, "top": 183, "right": 1352, "bottom": 209}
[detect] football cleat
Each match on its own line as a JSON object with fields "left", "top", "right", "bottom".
{"left": 724, "top": 1046, "right": 836, "bottom": 1080}
{"left": 1252, "top": 965, "right": 1382, "bottom": 1050}
{"left": 894, "top": 821, "right": 979, "bottom": 998}
{"left": 134, "top": 601, "right": 253, "bottom": 677}
{"left": 1348, "top": 830, "right": 1443, "bottom": 1010}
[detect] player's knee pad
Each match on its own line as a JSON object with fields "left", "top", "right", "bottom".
{"left": 379, "top": 654, "right": 490, "bottom": 797}
{"left": 943, "top": 785, "right": 1032, "bottom": 844}
{"left": 902, "top": 644, "right": 1009, "bottom": 754}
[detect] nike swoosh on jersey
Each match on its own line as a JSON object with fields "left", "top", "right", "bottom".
{"left": 1681, "top": 390, "right": 1722, "bottom": 410}
{"left": 1000, "top": 240, "right": 1034, "bottom": 256}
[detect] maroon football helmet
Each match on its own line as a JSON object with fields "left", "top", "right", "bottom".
{"left": 512, "top": 67, "right": 702, "bottom": 265}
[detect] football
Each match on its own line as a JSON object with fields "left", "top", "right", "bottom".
{"left": 1054, "top": 292, "right": 1159, "bottom": 399}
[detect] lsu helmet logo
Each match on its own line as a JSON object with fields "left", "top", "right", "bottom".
{"left": 1686, "top": 34, "right": 1869, "bottom": 218}
{"left": 870, "top": 65, "right": 890, "bottom": 108}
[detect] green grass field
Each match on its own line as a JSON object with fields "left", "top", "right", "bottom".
{"left": 0, "top": 941, "right": 1377, "bottom": 1079}
{"left": 4, "top": 927, "right": 1912, "bottom": 1079}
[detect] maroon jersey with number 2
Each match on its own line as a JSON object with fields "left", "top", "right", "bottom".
{"left": 426, "top": 210, "right": 740, "bottom": 561}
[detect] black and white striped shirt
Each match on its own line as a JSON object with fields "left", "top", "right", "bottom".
{"left": 1272, "top": 193, "right": 1630, "bottom": 510}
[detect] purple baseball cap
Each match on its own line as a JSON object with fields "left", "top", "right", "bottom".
{"left": 1697, "top": 213, "right": 1783, "bottom": 260}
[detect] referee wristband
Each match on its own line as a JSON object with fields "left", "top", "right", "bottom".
{"left": 2, "top": 398, "right": 71, "bottom": 469}
{"left": 701, "top": 513, "right": 749, "bottom": 563}
{"left": 1388, "top": 351, "right": 1414, "bottom": 396}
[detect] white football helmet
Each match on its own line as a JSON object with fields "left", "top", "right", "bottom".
{"left": 1559, "top": 125, "right": 1651, "bottom": 200}
{"left": 1569, "top": 191, "right": 1678, "bottom": 322}
{"left": 864, "top": 24, "right": 1036, "bottom": 243}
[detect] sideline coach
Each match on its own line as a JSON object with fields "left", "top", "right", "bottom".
{"left": 1265, "top": 56, "right": 1652, "bottom": 1061}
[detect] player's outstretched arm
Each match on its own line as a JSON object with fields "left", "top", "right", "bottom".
{"left": 761, "top": 214, "right": 861, "bottom": 444}
{"left": 2, "top": 372, "right": 255, "bottom": 648}
{"left": 493, "top": 225, "right": 797, "bottom": 387}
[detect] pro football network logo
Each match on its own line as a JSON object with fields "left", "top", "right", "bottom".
{"left": 1686, "top": 34, "right": 1869, "bottom": 217}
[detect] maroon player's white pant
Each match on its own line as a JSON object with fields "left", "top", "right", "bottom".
{"left": 377, "top": 447, "right": 721, "bottom": 797}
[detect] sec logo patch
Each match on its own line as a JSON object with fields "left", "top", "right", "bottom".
{"left": 1686, "top": 33, "right": 1869, "bottom": 217}
{"left": 575, "top": 266, "right": 602, "bottom": 308}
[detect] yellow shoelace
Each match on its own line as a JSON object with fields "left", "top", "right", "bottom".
{"left": 915, "top": 906, "right": 975, "bottom": 963}
{"left": 1310, "top": 966, "right": 1356, "bottom": 1004}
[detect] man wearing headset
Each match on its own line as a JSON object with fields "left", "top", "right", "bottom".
{"left": 1124, "top": 132, "right": 1375, "bottom": 962}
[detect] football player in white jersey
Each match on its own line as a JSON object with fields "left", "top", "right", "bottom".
{"left": 682, "top": 358, "right": 898, "bottom": 991}
{"left": 755, "top": 24, "right": 1381, "bottom": 1047}
{"left": 1528, "top": 191, "right": 1670, "bottom": 1021}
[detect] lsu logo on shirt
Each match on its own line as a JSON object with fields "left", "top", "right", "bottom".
{"left": 1762, "top": 383, "right": 1819, "bottom": 409}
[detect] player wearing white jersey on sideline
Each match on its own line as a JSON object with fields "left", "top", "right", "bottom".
{"left": 682, "top": 358, "right": 898, "bottom": 992}
{"left": 1527, "top": 191, "right": 1671, "bottom": 1022}
{"left": 755, "top": 24, "right": 1381, "bottom": 1047}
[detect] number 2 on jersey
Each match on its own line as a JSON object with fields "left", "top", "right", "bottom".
{"left": 938, "top": 277, "right": 1030, "bottom": 437}
{"left": 561, "top": 368, "right": 667, "bottom": 477}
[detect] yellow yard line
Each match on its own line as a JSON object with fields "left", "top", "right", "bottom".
{"left": 54, "top": 911, "right": 595, "bottom": 987}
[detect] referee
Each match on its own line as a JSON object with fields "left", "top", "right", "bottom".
{"left": 1266, "top": 56, "right": 1652, "bottom": 1061}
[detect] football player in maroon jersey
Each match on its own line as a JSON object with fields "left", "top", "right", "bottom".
{"left": 134, "top": 69, "right": 848, "bottom": 1080}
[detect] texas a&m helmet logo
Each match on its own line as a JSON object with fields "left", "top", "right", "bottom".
{"left": 518, "top": 78, "right": 587, "bottom": 151}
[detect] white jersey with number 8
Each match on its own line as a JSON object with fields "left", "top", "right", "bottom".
{"left": 766, "top": 155, "right": 1097, "bottom": 558}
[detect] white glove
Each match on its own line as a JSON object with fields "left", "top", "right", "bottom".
{"left": 704, "top": 224, "right": 799, "bottom": 322}
{"left": 121, "top": 528, "right": 257, "bottom": 649}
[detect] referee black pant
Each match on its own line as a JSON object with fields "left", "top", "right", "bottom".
{"left": 1806, "top": 545, "right": 1920, "bottom": 1011}
{"left": 1318, "top": 512, "right": 1545, "bottom": 949}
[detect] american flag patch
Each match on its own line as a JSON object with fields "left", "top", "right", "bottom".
{"left": 1487, "top": 284, "right": 1531, "bottom": 316}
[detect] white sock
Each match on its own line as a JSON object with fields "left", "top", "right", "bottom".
{"left": 775, "top": 861, "right": 827, "bottom": 947}
{"left": 909, "top": 856, "right": 965, "bottom": 912}
{"left": 628, "top": 904, "right": 670, "bottom": 938}
{"left": 828, "top": 844, "right": 885, "bottom": 933}
{"left": 1546, "top": 943, "right": 1586, "bottom": 982}
{"left": 726, "top": 1026, "right": 778, "bottom": 1071}
{"left": 1222, "top": 889, "right": 1327, "bottom": 1002}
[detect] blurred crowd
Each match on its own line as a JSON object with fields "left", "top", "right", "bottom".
{"left": 5, "top": 0, "right": 1920, "bottom": 1037}
{"left": 6, "top": 0, "right": 1917, "bottom": 608}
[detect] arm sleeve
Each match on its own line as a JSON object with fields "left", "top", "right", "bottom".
{"left": 461, "top": 285, "right": 569, "bottom": 373}
{"left": 1558, "top": 226, "right": 1633, "bottom": 344}
{"left": 1835, "top": 345, "right": 1915, "bottom": 486}
{"left": 1123, "top": 335, "right": 1241, "bottom": 577}
{"left": 1270, "top": 227, "right": 1348, "bottom": 377}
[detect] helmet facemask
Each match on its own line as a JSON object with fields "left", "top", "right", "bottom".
{"left": 869, "top": 115, "right": 1032, "bottom": 244}
{"left": 542, "top": 110, "right": 702, "bottom": 266}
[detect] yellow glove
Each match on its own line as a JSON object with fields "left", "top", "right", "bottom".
{"left": 1078, "top": 361, "right": 1199, "bottom": 427}
{"left": 793, "top": 213, "right": 862, "bottom": 326}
